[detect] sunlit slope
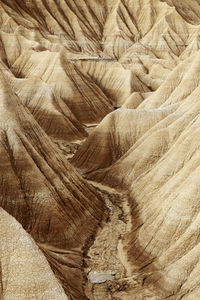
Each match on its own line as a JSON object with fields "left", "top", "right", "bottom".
{"left": 73, "top": 51, "right": 200, "bottom": 299}
{"left": 0, "top": 208, "right": 68, "bottom": 300}
{"left": 0, "top": 66, "right": 104, "bottom": 299}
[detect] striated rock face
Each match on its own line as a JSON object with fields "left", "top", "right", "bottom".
{"left": 0, "top": 62, "right": 104, "bottom": 299}
{"left": 1, "top": 0, "right": 200, "bottom": 299}
{"left": 0, "top": 207, "right": 68, "bottom": 300}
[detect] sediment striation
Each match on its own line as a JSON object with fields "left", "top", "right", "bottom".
{"left": 1, "top": 0, "right": 200, "bottom": 299}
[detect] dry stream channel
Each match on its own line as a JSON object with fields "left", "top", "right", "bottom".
{"left": 82, "top": 183, "right": 160, "bottom": 300}
{"left": 83, "top": 182, "right": 131, "bottom": 300}
{"left": 57, "top": 132, "right": 158, "bottom": 300}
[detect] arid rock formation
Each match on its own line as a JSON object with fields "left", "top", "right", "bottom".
{"left": 0, "top": 0, "right": 200, "bottom": 299}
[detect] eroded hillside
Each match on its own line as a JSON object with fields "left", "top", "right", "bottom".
{"left": 0, "top": 0, "right": 200, "bottom": 299}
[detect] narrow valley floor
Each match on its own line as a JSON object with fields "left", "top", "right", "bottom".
{"left": 55, "top": 136, "right": 160, "bottom": 299}
{"left": 83, "top": 182, "right": 158, "bottom": 300}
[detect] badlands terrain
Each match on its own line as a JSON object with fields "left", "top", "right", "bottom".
{"left": 1, "top": 0, "right": 200, "bottom": 299}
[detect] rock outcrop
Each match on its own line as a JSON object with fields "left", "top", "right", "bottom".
{"left": 0, "top": 207, "right": 68, "bottom": 300}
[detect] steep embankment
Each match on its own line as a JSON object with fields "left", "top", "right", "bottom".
{"left": 0, "top": 207, "right": 68, "bottom": 300}
{"left": 0, "top": 64, "right": 105, "bottom": 300}
{"left": 73, "top": 51, "right": 200, "bottom": 299}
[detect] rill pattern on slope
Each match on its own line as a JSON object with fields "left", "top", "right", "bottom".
{"left": 0, "top": 0, "right": 200, "bottom": 299}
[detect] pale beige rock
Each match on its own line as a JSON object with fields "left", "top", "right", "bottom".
{"left": 1, "top": 0, "right": 200, "bottom": 299}
{"left": 0, "top": 61, "right": 104, "bottom": 299}
{"left": 0, "top": 207, "right": 68, "bottom": 300}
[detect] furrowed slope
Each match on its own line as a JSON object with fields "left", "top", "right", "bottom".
{"left": 0, "top": 0, "right": 107, "bottom": 54}
{"left": 0, "top": 207, "right": 67, "bottom": 300}
{"left": 161, "top": 0, "right": 200, "bottom": 24}
{"left": 0, "top": 66, "right": 104, "bottom": 299}
{"left": 71, "top": 107, "right": 172, "bottom": 173}
{"left": 11, "top": 50, "right": 113, "bottom": 124}
{"left": 8, "top": 75, "right": 88, "bottom": 141}
{"left": 74, "top": 51, "right": 200, "bottom": 299}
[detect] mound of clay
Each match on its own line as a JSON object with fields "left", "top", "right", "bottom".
{"left": 0, "top": 207, "right": 67, "bottom": 300}
{"left": 71, "top": 107, "right": 172, "bottom": 173}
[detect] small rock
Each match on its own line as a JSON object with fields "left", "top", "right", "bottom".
{"left": 88, "top": 271, "right": 115, "bottom": 284}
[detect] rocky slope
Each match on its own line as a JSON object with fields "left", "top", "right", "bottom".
{"left": 0, "top": 0, "right": 200, "bottom": 299}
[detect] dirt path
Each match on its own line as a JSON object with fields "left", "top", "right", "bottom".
{"left": 83, "top": 182, "right": 138, "bottom": 300}
{"left": 55, "top": 139, "right": 160, "bottom": 299}
{"left": 82, "top": 182, "right": 163, "bottom": 300}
